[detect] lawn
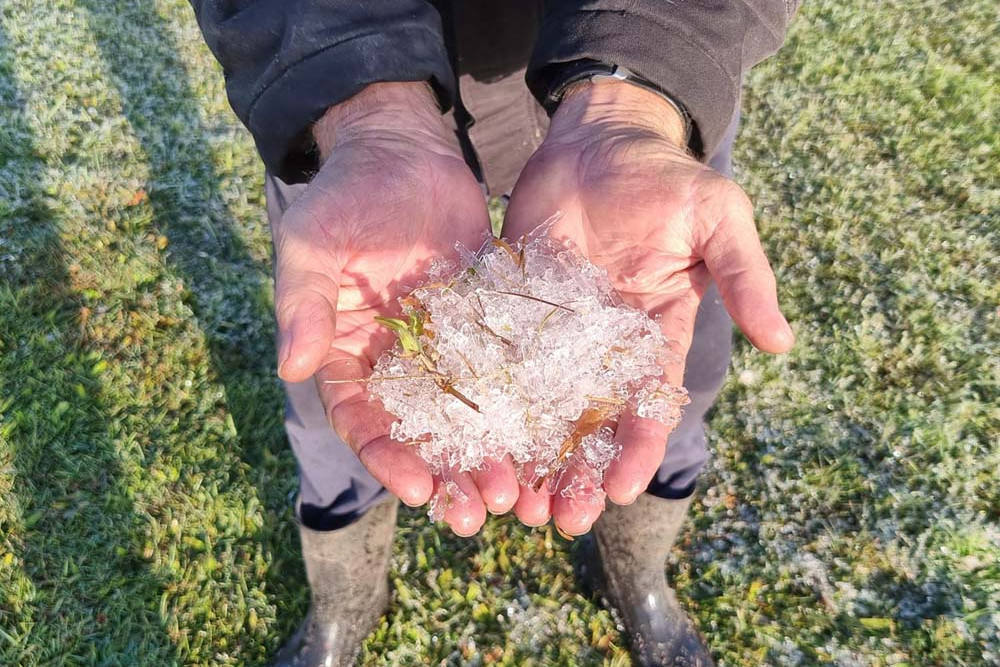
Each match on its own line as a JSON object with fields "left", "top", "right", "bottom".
{"left": 0, "top": 0, "right": 997, "bottom": 665}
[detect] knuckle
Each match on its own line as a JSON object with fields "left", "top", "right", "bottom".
{"left": 720, "top": 180, "right": 754, "bottom": 217}
{"left": 275, "top": 278, "right": 338, "bottom": 327}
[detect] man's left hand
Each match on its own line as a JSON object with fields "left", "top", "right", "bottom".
{"left": 503, "top": 79, "right": 795, "bottom": 536}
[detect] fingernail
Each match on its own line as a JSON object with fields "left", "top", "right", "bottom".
{"left": 617, "top": 492, "right": 639, "bottom": 506}
{"left": 278, "top": 330, "right": 293, "bottom": 374}
{"left": 402, "top": 486, "right": 429, "bottom": 508}
{"left": 488, "top": 501, "right": 514, "bottom": 515}
{"left": 781, "top": 320, "right": 795, "bottom": 346}
{"left": 452, "top": 517, "right": 481, "bottom": 537}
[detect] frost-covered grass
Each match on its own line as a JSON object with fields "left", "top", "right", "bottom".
{"left": 0, "top": 0, "right": 996, "bottom": 665}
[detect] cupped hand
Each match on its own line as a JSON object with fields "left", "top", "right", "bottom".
{"left": 504, "top": 80, "right": 795, "bottom": 536}
{"left": 272, "top": 82, "right": 518, "bottom": 535}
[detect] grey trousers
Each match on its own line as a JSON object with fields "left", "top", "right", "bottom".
{"left": 267, "top": 74, "right": 736, "bottom": 530}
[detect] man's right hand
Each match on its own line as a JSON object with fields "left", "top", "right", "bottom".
{"left": 272, "top": 82, "right": 519, "bottom": 535}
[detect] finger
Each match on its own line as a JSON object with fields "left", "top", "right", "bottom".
{"left": 438, "top": 471, "right": 487, "bottom": 537}
{"left": 318, "top": 353, "right": 435, "bottom": 507}
{"left": 358, "top": 436, "right": 436, "bottom": 507}
{"left": 603, "top": 411, "right": 671, "bottom": 506}
{"left": 647, "top": 288, "right": 702, "bottom": 387}
{"left": 274, "top": 263, "right": 340, "bottom": 382}
{"left": 513, "top": 463, "right": 553, "bottom": 527}
{"left": 701, "top": 191, "right": 794, "bottom": 354}
{"left": 551, "top": 461, "right": 606, "bottom": 536}
{"left": 470, "top": 456, "right": 519, "bottom": 515}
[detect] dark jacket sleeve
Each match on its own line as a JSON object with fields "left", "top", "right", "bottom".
{"left": 190, "top": 0, "right": 455, "bottom": 183}
{"left": 527, "top": 0, "right": 801, "bottom": 159}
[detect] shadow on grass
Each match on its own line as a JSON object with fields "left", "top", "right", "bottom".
{"left": 0, "top": 21, "right": 183, "bottom": 665}
{"left": 60, "top": 6, "right": 634, "bottom": 665}
{"left": 72, "top": 0, "right": 306, "bottom": 661}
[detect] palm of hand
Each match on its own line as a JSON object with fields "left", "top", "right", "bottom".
{"left": 273, "top": 136, "right": 501, "bottom": 530}
{"left": 278, "top": 139, "right": 487, "bottom": 360}
{"left": 508, "top": 136, "right": 727, "bottom": 367}
{"left": 504, "top": 129, "right": 793, "bottom": 533}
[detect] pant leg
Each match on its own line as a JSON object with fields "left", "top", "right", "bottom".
{"left": 646, "top": 112, "right": 740, "bottom": 499}
{"left": 458, "top": 68, "right": 548, "bottom": 196}
{"left": 265, "top": 174, "right": 389, "bottom": 530}
{"left": 447, "top": 0, "right": 546, "bottom": 196}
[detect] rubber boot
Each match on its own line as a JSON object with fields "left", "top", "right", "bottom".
{"left": 272, "top": 497, "right": 398, "bottom": 667}
{"left": 578, "top": 493, "right": 714, "bottom": 667}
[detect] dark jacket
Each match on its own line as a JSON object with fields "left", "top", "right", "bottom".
{"left": 190, "top": 0, "right": 800, "bottom": 184}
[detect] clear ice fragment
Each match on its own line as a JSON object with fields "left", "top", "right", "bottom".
{"left": 368, "top": 228, "right": 688, "bottom": 495}
{"left": 427, "top": 479, "right": 469, "bottom": 522}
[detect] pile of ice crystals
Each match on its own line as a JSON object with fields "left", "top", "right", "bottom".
{"left": 368, "top": 232, "right": 689, "bottom": 518}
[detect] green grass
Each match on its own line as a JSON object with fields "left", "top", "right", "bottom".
{"left": 0, "top": 0, "right": 996, "bottom": 665}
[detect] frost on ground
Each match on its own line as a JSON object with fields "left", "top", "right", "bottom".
{"left": 365, "top": 229, "right": 689, "bottom": 516}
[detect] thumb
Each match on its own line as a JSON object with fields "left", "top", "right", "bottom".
{"left": 702, "top": 187, "right": 794, "bottom": 354}
{"left": 274, "top": 257, "right": 340, "bottom": 382}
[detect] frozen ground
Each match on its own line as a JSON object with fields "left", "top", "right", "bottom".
{"left": 0, "top": 0, "right": 996, "bottom": 665}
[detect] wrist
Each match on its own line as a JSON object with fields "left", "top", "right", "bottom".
{"left": 313, "top": 82, "right": 455, "bottom": 162}
{"left": 550, "top": 78, "right": 688, "bottom": 148}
